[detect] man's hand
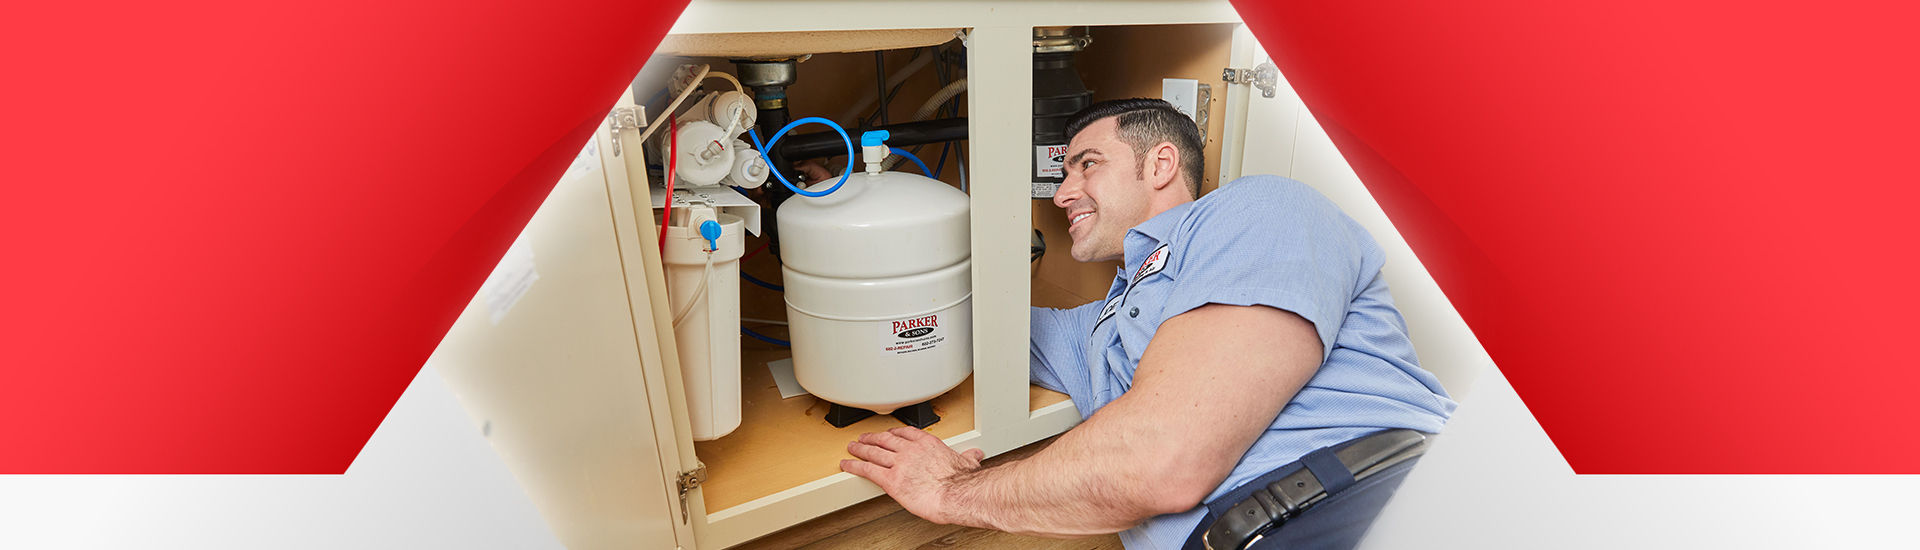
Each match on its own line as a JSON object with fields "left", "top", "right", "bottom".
{"left": 793, "top": 160, "right": 832, "bottom": 184}
{"left": 830, "top": 305, "right": 1321, "bottom": 538}
{"left": 840, "top": 427, "right": 987, "bottom": 525}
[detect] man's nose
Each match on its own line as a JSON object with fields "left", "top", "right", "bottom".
{"left": 1053, "top": 173, "right": 1081, "bottom": 209}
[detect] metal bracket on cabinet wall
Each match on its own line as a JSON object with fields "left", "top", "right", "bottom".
{"left": 1223, "top": 62, "right": 1280, "bottom": 98}
{"left": 608, "top": 106, "right": 643, "bottom": 156}
{"left": 677, "top": 462, "right": 708, "bottom": 523}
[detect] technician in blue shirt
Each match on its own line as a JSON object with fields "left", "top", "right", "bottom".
{"left": 841, "top": 99, "right": 1456, "bottom": 549}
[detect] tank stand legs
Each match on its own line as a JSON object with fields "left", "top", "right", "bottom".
{"left": 823, "top": 401, "right": 942, "bottom": 429}
{"left": 890, "top": 401, "right": 941, "bottom": 429}
{"left": 824, "top": 404, "right": 876, "bottom": 428}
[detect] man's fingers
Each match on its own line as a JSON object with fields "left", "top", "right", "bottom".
{"left": 888, "top": 426, "right": 932, "bottom": 442}
{"left": 859, "top": 430, "right": 910, "bottom": 450}
{"left": 841, "top": 459, "right": 884, "bottom": 481}
{"left": 962, "top": 448, "right": 985, "bottom": 462}
{"left": 846, "top": 441, "right": 896, "bottom": 468}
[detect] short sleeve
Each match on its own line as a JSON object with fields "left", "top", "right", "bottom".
{"left": 1029, "top": 301, "right": 1103, "bottom": 399}
{"left": 1160, "top": 177, "right": 1378, "bottom": 360}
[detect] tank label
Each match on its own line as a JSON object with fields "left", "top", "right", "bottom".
{"left": 882, "top": 313, "right": 946, "bottom": 355}
{"left": 1036, "top": 144, "right": 1067, "bottom": 179}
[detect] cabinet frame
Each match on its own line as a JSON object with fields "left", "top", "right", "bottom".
{"left": 619, "top": 3, "right": 1245, "bottom": 548}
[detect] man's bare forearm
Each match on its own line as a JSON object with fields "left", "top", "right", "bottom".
{"left": 844, "top": 305, "right": 1321, "bottom": 539}
{"left": 937, "top": 305, "right": 1322, "bottom": 537}
{"left": 937, "top": 409, "right": 1184, "bottom": 537}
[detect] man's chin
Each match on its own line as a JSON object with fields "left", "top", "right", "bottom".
{"left": 1069, "top": 244, "right": 1119, "bottom": 263}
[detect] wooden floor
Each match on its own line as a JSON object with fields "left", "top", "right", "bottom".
{"left": 733, "top": 437, "right": 1125, "bottom": 550}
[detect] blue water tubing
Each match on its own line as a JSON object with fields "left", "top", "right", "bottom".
{"left": 740, "top": 271, "right": 783, "bottom": 292}
{"left": 741, "top": 326, "right": 791, "bottom": 347}
{"left": 860, "top": 130, "right": 933, "bottom": 177}
{"left": 892, "top": 148, "right": 933, "bottom": 177}
{"left": 749, "top": 117, "right": 855, "bottom": 197}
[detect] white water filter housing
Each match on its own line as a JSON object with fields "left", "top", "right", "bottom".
{"left": 664, "top": 89, "right": 758, "bottom": 187}
{"left": 778, "top": 166, "right": 971, "bottom": 415}
{"left": 668, "top": 120, "right": 735, "bottom": 186}
{"left": 663, "top": 208, "right": 746, "bottom": 440}
{"left": 723, "top": 140, "right": 769, "bottom": 189}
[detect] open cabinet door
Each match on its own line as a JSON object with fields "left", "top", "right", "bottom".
{"left": 1220, "top": 27, "right": 1493, "bottom": 400}
{"left": 602, "top": 90, "right": 711, "bottom": 548}
{"left": 428, "top": 102, "right": 687, "bottom": 549}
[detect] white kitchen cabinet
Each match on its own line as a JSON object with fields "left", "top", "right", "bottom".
{"left": 428, "top": 2, "right": 1484, "bottom": 549}
{"left": 1220, "top": 28, "right": 1493, "bottom": 400}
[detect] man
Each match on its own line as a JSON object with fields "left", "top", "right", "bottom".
{"left": 839, "top": 98, "right": 1456, "bottom": 549}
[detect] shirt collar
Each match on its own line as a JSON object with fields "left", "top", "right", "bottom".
{"left": 1122, "top": 201, "right": 1194, "bottom": 270}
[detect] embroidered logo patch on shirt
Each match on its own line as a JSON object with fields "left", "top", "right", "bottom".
{"left": 1133, "top": 244, "right": 1170, "bottom": 284}
{"left": 1096, "top": 292, "right": 1124, "bottom": 325}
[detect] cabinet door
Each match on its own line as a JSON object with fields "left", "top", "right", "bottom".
{"left": 430, "top": 124, "right": 683, "bottom": 550}
{"left": 1219, "top": 25, "right": 1303, "bottom": 185}
{"left": 1222, "top": 28, "right": 1493, "bottom": 399}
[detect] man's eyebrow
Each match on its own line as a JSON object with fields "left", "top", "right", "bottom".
{"left": 1067, "top": 148, "right": 1102, "bottom": 166}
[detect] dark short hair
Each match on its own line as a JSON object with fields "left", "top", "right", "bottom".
{"left": 1064, "top": 98, "right": 1205, "bottom": 198}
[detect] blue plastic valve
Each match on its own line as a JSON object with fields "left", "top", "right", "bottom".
{"left": 699, "top": 220, "right": 723, "bottom": 251}
{"left": 860, "top": 130, "right": 891, "bottom": 147}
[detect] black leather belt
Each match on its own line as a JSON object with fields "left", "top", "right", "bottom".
{"left": 1193, "top": 429, "right": 1431, "bottom": 550}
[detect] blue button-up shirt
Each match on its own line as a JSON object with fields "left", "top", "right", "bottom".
{"left": 1030, "top": 176, "right": 1457, "bottom": 549}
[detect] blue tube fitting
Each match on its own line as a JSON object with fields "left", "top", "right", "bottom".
{"left": 699, "top": 220, "right": 722, "bottom": 251}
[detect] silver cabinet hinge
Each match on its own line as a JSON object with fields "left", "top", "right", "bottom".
{"left": 676, "top": 462, "right": 707, "bottom": 523}
{"left": 1223, "top": 62, "right": 1280, "bottom": 99}
{"left": 608, "top": 106, "right": 642, "bottom": 156}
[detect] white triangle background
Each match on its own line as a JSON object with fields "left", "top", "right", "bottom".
{"left": 0, "top": 367, "right": 563, "bottom": 550}
{"left": 1362, "top": 363, "right": 1920, "bottom": 549}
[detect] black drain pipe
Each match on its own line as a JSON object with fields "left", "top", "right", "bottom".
{"left": 776, "top": 118, "right": 969, "bottom": 162}
{"left": 734, "top": 59, "right": 800, "bottom": 256}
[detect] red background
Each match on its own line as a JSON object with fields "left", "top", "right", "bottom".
{"left": 2, "top": 1, "right": 1915, "bottom": 473}
{"left": 1, "top": 0, "right": 679, "bottom": 473}
{"left": 1236, "top": 1, "right": 1920, "bottom": 473}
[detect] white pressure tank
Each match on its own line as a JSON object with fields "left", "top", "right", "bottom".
{"left": 778, "top": 156, "right": 971, "bottom": 415}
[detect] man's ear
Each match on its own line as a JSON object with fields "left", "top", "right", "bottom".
{"left": 1146, "top": 142, "right": 1180, "bottom": 192}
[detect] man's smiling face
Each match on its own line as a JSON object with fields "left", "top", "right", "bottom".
{"left": 1054, "top": 117, "right": 1152, "bottom": 263}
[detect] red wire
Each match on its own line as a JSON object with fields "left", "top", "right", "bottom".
{"left": 742, "top": 241, "right": 770, "bottom": 260}
{"left": 659, "top": 115, "right": 676, "bottom": 251}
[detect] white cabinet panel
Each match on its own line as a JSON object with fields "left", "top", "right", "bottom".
{"left": 1221, "top": 25, "right": 1302, "bottom": 185}
{"left": 431, "top": 136, "right": 682, "bottom": 550}
{"left": 1226, "top": 29, "right": 1493, "bottom": 400}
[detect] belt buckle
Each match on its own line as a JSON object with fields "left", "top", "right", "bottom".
{"left": 1201, "top": 527, "right": 1270, "bottom": 550}
{"left": 1195, "top": 430, "right": 1430, "bottom": 550}
{"left": 1202, "top": 481, "right": 1306, "bottom": 550}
